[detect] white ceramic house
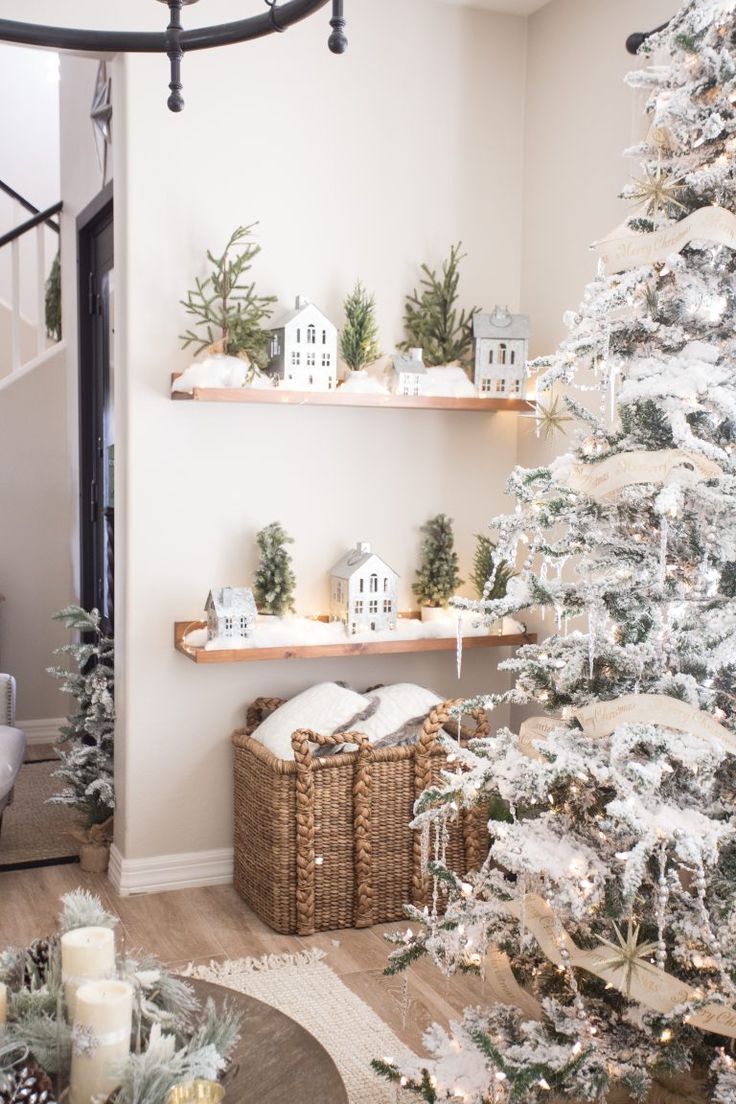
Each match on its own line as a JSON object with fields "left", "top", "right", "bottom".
{"left": 473, "top": 306, "right": 529, "bottom": 396}
{"left": 392, "top": 347, "right": 427, "bottom": 397}
{"left": 329, "top": 542, "right": 399, "bottom": 635}
{"left": 205, "top": 587, "right": 257, "bottom": 641}
{"left": 268, "top": 295, "right": 338, "bottom": 391}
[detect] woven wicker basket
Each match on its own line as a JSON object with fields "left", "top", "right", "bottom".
{"left": 232, "top": 696, "right": 490, "bottom": 935}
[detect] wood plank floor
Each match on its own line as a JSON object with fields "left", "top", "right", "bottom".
{"left": 0, "top": 865, "right": 490, "bottom": 1053}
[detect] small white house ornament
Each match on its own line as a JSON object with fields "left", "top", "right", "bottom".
{"left": 473, "top": 305, "right": 529, "bottom": 397}
{"left": 268, "top": 295, "right": 338, "bottom": 391}
{"left": 205, "top": 587, "right": 257, "bottom": 641}
{"left": 329, "top": 542, "right": 399, "bottom": 635}
{"left": 392, "top": 347, "right": 427, "bottom": 396}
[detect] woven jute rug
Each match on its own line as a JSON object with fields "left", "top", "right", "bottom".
{"left": 0, "top": 759, "right": 79, "bottom": 869}
{"left": 187, "top": 951, "right": 416, "bottom": 1104}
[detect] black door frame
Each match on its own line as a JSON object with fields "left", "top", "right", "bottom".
{"left": 77, "top": 181, "right": 114, "bottom": 625}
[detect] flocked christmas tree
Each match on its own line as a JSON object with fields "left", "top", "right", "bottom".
{"left": 413, "top": 514, "right": 464, "bottom": 609}
{"left": 376, "top": 4, "right": 736, "bottom": 1102}
{"left": 47, "top": 606, "right": 114, "bottom": 830}
{"left": 253, "top": 521, "right": 297, "bottom": 616}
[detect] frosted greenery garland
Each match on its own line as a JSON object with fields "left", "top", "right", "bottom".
{"left": 380, "top": 2, "right": 736, "bottom": 1101}
{"left": 0, "top": 892, "right": 240, "bottom": 1104}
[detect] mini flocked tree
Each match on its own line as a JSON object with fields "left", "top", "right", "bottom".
{"left": 413, "top": 515, "right": 463, "bottom": 610}
{"left": 376, "top": 5, "right": 736, "bottom": 1102}
{"left": 400, "top": 243, "right": 477, "bottom": 367}
{"left": 253, "top": 522, "right": 297, "bottom": 616}
{"left": 180, "top": 223, "right": 276, "bottom": 372}
{"left": 340, "top": 280, "right": 382, "bottom": 374}
{"left": 47, "top": 606, "right": 114, "bottom": 831}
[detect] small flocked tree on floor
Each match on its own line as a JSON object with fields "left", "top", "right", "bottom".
{"left": 47, "top": 606, "right": 114, "bottom": 830}
{"left": 413, "top": 515, "right": 463, "bottom": 610}
{"left": 376, "top": 4, "right": 736, "bottom": 1102}
{"left": 253, "top": 522, "right": 297, "bottom": 616}
{"left": 400, "top": 243, "right": 477, "bottom": 367}
{"left": 340, "top": 280, "right": 382, "bottom": 373}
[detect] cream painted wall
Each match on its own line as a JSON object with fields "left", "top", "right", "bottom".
{"left": 0, "top": 345, "right": 75, "bottom": 719}
{"left": 115, "top": 0, "right": 528, "bottom": 860}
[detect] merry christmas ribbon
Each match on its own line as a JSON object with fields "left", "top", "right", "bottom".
{"left": 592, "top": 205, "right": 736, "bottom": 272}
{"left": 557, "top": 449, "right": 722, "bottom": 501}
{"left": 483, "top": 898, "right": 736, "bottom": 1037}
{"left": 573, "top": 694, "right": 736, "bottom": 755}
{"left": 500, "top": 894, "right": 736, "bottom": 1039}
{"left": 519, "top": 695, "right": 736, "bottom": 759}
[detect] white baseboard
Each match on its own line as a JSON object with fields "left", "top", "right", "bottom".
{"left": 108, "top": 844, "right": 234, "bottom": 896}
{"left": 17, "top": 717, "right": 65, "bottom": 745}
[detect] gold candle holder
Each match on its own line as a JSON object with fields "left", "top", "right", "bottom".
{"left": 166, "top": 1081, "right": 225, "bottom": 1104}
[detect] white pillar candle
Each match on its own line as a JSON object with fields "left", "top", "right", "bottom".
{"left": 0, "top": 981, "right": 7, "bottom": 1024}
{"left": 61, "top": 927, "right": 116, "bottom": 1019}
{"left": 70, "top": 979, "right": 133, "bottom": 1104}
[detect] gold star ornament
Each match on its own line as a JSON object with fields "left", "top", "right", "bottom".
{"left": 629, "top": 162, "right": 688, "bottom": 219}
{"left": 596, "top": 921, "right": 660, "bottom": 997}
{"left": 526, "top": 395, "right": 573, "bottom": 441}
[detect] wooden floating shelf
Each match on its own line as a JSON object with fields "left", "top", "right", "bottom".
{"left": 174, "top": 618, "right": 537, "bottom": 665}
{"left": 171, "top": 377, "right": 533, "bottom": 413}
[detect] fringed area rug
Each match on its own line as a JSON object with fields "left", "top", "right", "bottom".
{"left": 186, "top": 950, "right": 416, "bottom": 1104}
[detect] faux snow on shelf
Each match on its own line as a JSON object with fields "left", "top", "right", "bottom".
{"left": 423, "top": 365, "right": 477, "bottom": 398}
{"left": 171, "top": 354, "right": 275, "bottom": 393}
{"left": 338, "top": 370, "right": 389, "bottom": 394}
{"left": 184, "top": 612, "right": 498, "bottom": 651}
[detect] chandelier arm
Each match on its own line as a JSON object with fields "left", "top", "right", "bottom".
{"left": 0, "top": 0, "right": 330, "bottom": 55}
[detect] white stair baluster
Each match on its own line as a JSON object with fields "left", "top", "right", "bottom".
{"left": 36, "top": 223, "right": 46, "bottom": 356}
{"left": 10, "top": 233, "right": 20, "bottom": 374}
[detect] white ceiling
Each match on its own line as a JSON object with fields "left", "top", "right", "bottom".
{"left": 435, "top": 0, "right": 553, "bottom": 14}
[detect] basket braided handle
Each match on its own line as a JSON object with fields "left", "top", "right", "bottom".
{"left": 292, "top": 729, "right": 374, "bottom": 936}
{"left": 412, "top": 699, "right": 490, "bottom": 908}
{"left": 244, "top": 697, "right": 285, "bottom": 735}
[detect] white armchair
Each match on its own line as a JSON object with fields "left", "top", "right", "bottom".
{"left": 0, "top": 674, "right": 26, "bottom": 834}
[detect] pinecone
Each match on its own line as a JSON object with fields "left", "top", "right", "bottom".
{"left": 23, "top": 938, "right": 55, "bottom": 987}
{"left": 0, "top": 1063, "right": 57, "bottom": 1104}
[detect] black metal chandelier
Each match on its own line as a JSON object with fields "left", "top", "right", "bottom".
{"left": 0, "top": 0, "right": 347, "bottom": 112}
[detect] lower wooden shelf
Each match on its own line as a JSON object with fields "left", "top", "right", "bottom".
{"left": 174, "top": 618, "right": 536, "bottom": 664}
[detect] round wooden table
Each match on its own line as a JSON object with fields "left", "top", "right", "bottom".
{"left": 187, "top": 978, "right": 348, "bottom": 1104}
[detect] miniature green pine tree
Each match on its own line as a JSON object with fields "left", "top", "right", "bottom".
{"left": 340, "top": 280, "right": 382, "bottom": 373}
{"left": 45, "top": 251, "right": 61, "bottom": 342}
{"left": 253, "top": 522, "right": 297, "bottom": 616}
{"left": 46, "top": 606, "right": 114, "bottom": 828}
{"left": 413, "top": 514, "right": 463, "bottom": 608}
{"left": 470, "top": 534, "right": 515, "bottom": 601}
{"left": 400, "top": 242, "right": 477, "bottom": 367}
{"left": 180, "top": 224, "right": 276, "bottom": 370}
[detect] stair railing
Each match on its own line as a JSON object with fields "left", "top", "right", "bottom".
{"left": 0, "top": 179, "right": 62, "bottom": 377}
